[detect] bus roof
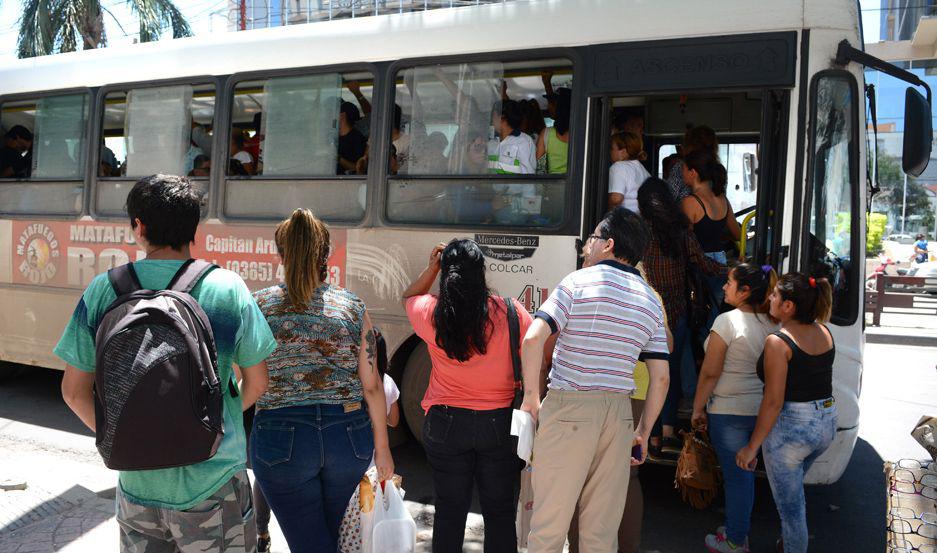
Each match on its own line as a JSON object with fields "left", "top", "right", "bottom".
{"left": 0, "top": 0, "right": 860, "bottom": 96}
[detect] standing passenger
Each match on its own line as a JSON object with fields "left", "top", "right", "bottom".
{"left": 667, "top": 125, "right": 718, "bottom": 201}
{"left": 251, "top": 209, "right": 394, "bottom": 553}
{"left": 536, "top": 92, "right": 570, "bottom": 174}
{"left": 681, "top": 149, "right": 741, "bottom": 317}
{"left": 607, "top": 132, "right": 650, "bottom": 212}
{"left": 736, "top": 274, "right": 836, "bottom": 553}
{"left": 520, "top": 207, "right": 670, "bottom": 553}
{"left": 636, "top": 178, "right": 724, "bottom": 456}
{"left": 230, "top": 133, "right": 255, "bottom": 175}
{"left": 338, "top": 101, "right": 367, "bottom": 174}
{"left": 57, "top": 174, "right": 275, "bottom": 553}
{"left": 403, "top": 240, "right": 532, "bottom": 553}
{"left": 691, "top": 263, "right": 779, "bottom": 553}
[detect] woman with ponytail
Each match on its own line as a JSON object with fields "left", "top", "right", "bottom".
{"left": 608, "top": 131, "right": 650, "bottom": 212}
{"left": 691, "top": 263, "right": 780, "bottom": 553}
{"left": 403, "top": 239, "right": 532, "bottom": 552}
{"left": 736, "top": 273, "right": 836, "bottom": 553}
{"left": 251, "top": 209, "right": 394, "bottom": 553}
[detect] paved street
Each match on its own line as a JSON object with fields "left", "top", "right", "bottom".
{"left": 0, "top": 340, "right": 934, "bottom": 552}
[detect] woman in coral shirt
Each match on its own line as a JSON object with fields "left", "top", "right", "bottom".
{"left": 403, "top": 239, "right": 532, "bottom": 553}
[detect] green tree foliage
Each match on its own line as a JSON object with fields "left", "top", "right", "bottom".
{"left": 867, "top": 212, "right": 888, "bottom": 256}
{"left": 871, "top": 154, "right": 935, "bottom": 233}
{"left": 17, "top": 0, "right": 192, "bottom": 58}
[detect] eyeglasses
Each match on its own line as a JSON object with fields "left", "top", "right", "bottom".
{"left": 891, "top": 470, "right": 937, "bottom": 499}
{"left": 586, "top": 234, "right": 605, "bottom": 242}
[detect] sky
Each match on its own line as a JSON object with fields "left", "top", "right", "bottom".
{"left": 0, "top": 0, "right": 886, "bottom": 62}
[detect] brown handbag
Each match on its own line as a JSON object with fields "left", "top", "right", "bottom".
{"left": 674, "top": 429, "right": 722, "bottom": 509}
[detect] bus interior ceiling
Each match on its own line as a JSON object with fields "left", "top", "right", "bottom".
{"left": 606, "top": 90, "right": 764, "bottom": 223}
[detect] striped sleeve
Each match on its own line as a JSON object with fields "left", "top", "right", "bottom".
{"left": 535, "top": 274, "right": 575, "bottom": 334}
{"left": 639, "top": 295, "right": 669, "bottom": 361}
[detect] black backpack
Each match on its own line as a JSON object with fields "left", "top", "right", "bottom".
{"left": 93, "top": 259, "right": 226, "bottom": 471}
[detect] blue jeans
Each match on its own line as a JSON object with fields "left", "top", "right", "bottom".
{"left": 250, "top": 404, "right": 374, "bottom": 553}
{"left": 709, "top": 413, "right": 757, "bottom": 545}
{"left": 763, "top": 400, "right": 837, "bottom": 553}
{"left": 659, "top": 315, "right": 693, "bottom": 429}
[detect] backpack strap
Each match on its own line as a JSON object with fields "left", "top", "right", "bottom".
{"left": 167, "top": 259, "right": 218, "bottom": 294}
{"left": 503, "top": 296, "right": 523, "bottom": 390}
{"left": 108, "top": 263, "right": 143, "bottom": 297}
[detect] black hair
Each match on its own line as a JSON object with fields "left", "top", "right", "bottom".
{"left": 6, "top": 125, "right": 33, "bottom": 141}
{"left": 553, "top": 93, "right": 571, "bottom": 135}
{"left": 231, "top": 133, "right": 246, "bottom": 149}
{"left": 730, "top": 263, "right": 778, "bottom": 314}
{"left": 500, "top": 100, "right": 524, "bottom": 132}
{"left": 192, "top": 154, "right": 210, "bottom": 168}
{"left": 393, "top": 104, "right": 402, "bottom": 131}
{"left": 637, "top": 177, "right": 689, "bottom": 259}
{"left": 252, "top": 112, "right": 263, "bottom": 132}
{"left": 126, "top": 174, "right": 202, "bottom": 250}
{"left": 661, "top": 153, "right": 681, "bottom": 177}
{"left": 916, "top": 233, "right": 926, "bottom": 240}
{"left": 433, "top": 239, "right": 492, "bottom": 362}
{"left": 596, "top": 206, "right": 649, "bottom": 264}
{"left": 372, "top": 326, "right": 388, "bottom": 377}
{"left": 683, "top": 148, "right": 728, "bottom": 196}
{"left": 775, "top": 272, "right": 833, "bottom": 324}
{"left": 340, "top": 101, "right": 360, "bottom": 124}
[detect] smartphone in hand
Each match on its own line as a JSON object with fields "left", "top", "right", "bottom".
{"left": 631, "top": 443, "right": 643, "bottom": 461}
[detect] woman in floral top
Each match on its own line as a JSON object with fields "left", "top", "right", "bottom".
{"left": 251, "top": 209, "right": 393, "bottom": 553}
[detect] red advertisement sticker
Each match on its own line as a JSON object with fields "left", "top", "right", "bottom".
{"left": 12, "top": 220, "right": 346, "bottom": 291}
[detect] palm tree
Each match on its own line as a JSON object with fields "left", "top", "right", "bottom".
{"left": 17, "top": 0, "right": 192, "bottom": 58}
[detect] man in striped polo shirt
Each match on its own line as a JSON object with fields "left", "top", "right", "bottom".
{"left": 520, "top": 207, "right": 670, "bottom": 552}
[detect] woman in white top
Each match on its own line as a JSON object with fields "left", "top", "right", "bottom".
{"left": 608, "top": 132, "right": 650, "bottom": 212}
{"left": 691, "top": 263, "right": 780, "bottom": 553}
{"left": 230, "top": 133, "right": 255, "bottom": 175}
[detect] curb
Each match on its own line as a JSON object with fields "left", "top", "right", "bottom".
{"left": 865, "top": 332, "right": 937, "bottom": 347}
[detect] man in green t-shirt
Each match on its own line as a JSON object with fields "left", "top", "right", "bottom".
{"left": 56, "top": 174, "right": 276, "bottom": 553}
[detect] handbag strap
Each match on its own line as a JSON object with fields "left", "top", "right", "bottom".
{"left": 503, "top": 296, "right": 523, "bottom": 388}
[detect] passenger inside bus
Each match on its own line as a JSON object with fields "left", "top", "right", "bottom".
{"left": 0, "top": 125, "right": 33, "bottom": 178}
{"left": 608, "top": 132, "right": 650, "bottom": 212}
{"left": 338, "top": 101, "right": 367, "bottom": 174}
{"left": 230, "top": 133, "right": 255, "bottom": 175}
{"left": 188, "top": 155, "right": 211, "bottom": 178}
{"left": 536, "top": 89, "right": 570, "bottom": 174}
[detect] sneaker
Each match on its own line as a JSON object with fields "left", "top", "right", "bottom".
{"left": 257, "top": 534, "right": 271, "bottom": 553}
{"left": 660, "top": 436, "right": 682, "bottom": 456}
{"left": 705, "top": 532, "right": 750, "bottom": 553}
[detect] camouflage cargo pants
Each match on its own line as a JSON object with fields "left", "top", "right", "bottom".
{"left": 117, "top": 470, "right": 257, "bottom": 553}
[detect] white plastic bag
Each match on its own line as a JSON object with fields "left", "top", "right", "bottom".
{"left": 369, "top": 481, "right": 417, "bottom": 553}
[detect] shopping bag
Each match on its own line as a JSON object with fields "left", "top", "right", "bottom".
{"left": 516, "top": 465, "right": 534, "bottom": 548}
{"left": 370, "top": 481, "right": 417, "bottom": 553}
{"left": 340, "top": 468, "right": 404, "bottom": 553}
{"left": 674, "top": 429, "right": 721, "bottom": 509}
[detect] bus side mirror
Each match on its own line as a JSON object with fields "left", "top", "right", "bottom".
{"left": 902, "top": 87, "right": 932, "bottom": 177}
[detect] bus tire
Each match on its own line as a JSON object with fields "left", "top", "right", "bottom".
{"left": 400, "top": 343, "right": 431, "bottom": 445}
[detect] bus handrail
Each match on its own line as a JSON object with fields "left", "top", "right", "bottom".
{"left": 737, "top": 210, "right": 757, "bottom": 260}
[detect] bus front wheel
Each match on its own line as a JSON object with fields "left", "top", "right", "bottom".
{"left": 400, "top": 343, "right": 431, "bottom": 444}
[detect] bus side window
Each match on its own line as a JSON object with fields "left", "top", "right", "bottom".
{"left": 0, "top": 93, "right": 89, "bottom": 215}
{"left": 806, "top": 71, "right": 860, "bottom": 325}
{"left": 223, "top": 70, "right": 373, "bottom": 222}
{"left": 388, "top": 58, "right": 573, "bottom": 227}
{"left": 101, "top": 84, "right": 216, "bottom": 180}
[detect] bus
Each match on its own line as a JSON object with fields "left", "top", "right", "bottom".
{"left": 0, "top": 0, "right": 930, "bottom": 485}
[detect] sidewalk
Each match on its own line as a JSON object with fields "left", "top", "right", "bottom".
{"left": 0, "top": 472, "right": 484, "bottom": 553}
{"left": 865, "top": 311, "right": 937, "bottom": 347}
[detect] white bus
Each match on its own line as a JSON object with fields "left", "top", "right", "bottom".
{"left": 0, "top": 0, "right": 930, "bottom": 484}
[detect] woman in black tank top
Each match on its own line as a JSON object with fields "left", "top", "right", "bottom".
{"left": 680, "top": 149, "right": 741, "bottom": 257}
{"left": 735, "top": 273, "right": 837, "bottom": 553}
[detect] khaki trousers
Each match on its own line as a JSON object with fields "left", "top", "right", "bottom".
{"left": 527, "top": 390, "right": 634, "bottom": 553}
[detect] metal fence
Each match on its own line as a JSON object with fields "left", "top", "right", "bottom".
{"left": 236, "top": 0, "right": 518, "bottom": 30}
